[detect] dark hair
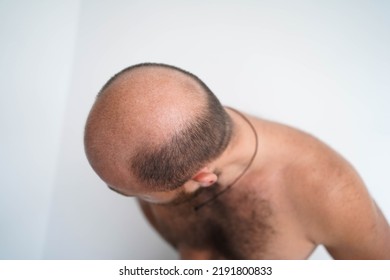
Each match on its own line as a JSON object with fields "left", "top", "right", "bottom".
{"left": 106, "top": 63, "right": 232, "bottom": 191}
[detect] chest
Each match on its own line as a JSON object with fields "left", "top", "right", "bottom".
{"left": 150, "top": 188, "right": 275, "bottom": 259}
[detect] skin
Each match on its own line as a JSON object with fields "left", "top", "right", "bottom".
{"left": 85, "top": 66, "right": 390, "bottom": 259}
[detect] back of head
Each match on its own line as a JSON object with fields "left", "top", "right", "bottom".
{"left": 84, "top": 63, "right": 232, "bottom": 192}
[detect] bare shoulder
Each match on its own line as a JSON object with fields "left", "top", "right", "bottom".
{"left": 257, "top": 119, "right": 390, "bottom": 259}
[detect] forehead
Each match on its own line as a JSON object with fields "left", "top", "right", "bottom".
{"left": 106, "top": 178, "right": 177, "bottom": 201}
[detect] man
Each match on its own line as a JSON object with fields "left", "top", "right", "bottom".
{"left": 84, "top": 63, "right": 390, "bottom": 259}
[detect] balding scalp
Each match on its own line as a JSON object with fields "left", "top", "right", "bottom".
{"left": 84, "top": 63, "right": 232, "bottom": 192}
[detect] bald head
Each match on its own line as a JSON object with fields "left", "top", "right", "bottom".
{"left": 84, "top": 63, "right": 232, "bottom": 193}
{"left": 96, "top": 64, "right": 206, "bottom": 144}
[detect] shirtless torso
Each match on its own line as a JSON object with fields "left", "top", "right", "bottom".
{"left": 84, "top": 64, "right": 390, "bottom": 259}
{"left": 139, "top": 112, "right": 390, "bottom": 259}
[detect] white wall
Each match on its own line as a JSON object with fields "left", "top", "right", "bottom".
{"left": 1, "top": 0, "right": 389, "bottom": 259}
{"left": 0, "top": 0, "right": 80, "bottom": 258}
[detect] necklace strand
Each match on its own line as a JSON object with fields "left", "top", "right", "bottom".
{"left": 194, "top": 108, "right": 259, "bottom": 211}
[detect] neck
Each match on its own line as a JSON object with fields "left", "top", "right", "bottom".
{"left": 193, "top": 107, "right": 259, "bottom": 211}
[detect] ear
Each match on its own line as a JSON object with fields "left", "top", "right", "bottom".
{"left": 191, "top": 167, "right": 218, "bottom": 188}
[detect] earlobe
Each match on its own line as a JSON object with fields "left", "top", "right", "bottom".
{"left": 192, "top": 167, "right": 218, "bottom": 188}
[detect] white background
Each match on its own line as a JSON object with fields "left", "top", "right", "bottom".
{"left": 1, "top": 0, "right": 389, "bottom": 259}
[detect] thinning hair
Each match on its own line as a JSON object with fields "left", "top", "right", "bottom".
{"left": 102, "top": 63, "right": 232, "bottom": 191}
